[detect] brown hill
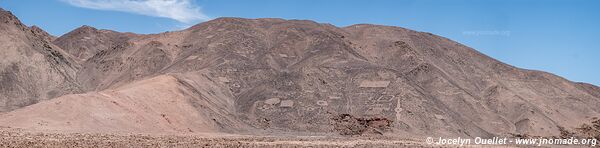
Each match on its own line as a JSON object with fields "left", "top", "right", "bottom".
{"left": 53, "top": 25, "right": 136, "bottom": 62}
{"left": 0, "top": 10, "right": 598, "bottom": 139}
{"left": 0, "top": 74, "right": 246, "bottom": 134}
{"left": 0, "top": 8, "right": 80, "bottom": 112}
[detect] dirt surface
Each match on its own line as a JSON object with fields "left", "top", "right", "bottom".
{"left": 0, "top": 75, "right": 244, "bottom": 134}
{"left": 0, "top": 128, "right": 434, "bottom": 148}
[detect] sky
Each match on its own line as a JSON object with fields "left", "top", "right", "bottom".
{"left": 0, "top": 0, "right": 599, "bottom": 86}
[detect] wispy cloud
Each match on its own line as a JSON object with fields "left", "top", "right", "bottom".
{"left": 60, "top": 0, "right": 209, "bottom": 23}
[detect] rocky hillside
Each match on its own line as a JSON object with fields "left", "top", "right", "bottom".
{"left": 0, "top": 8, "right": 598, "bottom": 139}
{"left": 0, "top": 8, "right": 80, "bottom": 112}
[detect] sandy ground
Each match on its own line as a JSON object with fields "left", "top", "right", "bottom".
{"left": 0, "top": 75, "right": 238, "bottom": 134}
{"left": 0, "top": 128, "right": 438, "bottom": 148}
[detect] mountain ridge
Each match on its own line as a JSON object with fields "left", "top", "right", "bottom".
{"left": 0, "top": 8, "right": 81, "bottom": 112}
{"left": 0, "top": 9, "right": 598, "bottom": 139}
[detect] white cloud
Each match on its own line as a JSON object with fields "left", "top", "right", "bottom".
{"left": 61, "top": 0, "right": 209, "bottom": 23}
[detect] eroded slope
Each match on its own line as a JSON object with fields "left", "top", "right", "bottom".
{"left": 0, "top": 73, "right": 246, "bottom": 134}
{"left": 0, "top": 9, "right": 80, "bottom": 112}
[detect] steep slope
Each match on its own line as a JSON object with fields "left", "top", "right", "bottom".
{"left": 54, "top": 26, "right": 185, "bottom": 91}
{"left": 29, "top": 25, "right": 56, "bottom": 42}
{"left": 343, "top": 24, "right": 600, "bottom": 137}
{"left": 1, "top": 14, "right": 598, "bottom": 139}
{"left": 0, "top": 73, "right": 247, "bottom": 134}
{"left": 0, "top": 8, "right": 80, "bottom": 112}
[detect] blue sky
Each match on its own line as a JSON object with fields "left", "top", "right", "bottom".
{"left": 1, "top": 0, "right": 598, "bottom": 86}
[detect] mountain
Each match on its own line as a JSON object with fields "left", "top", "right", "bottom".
{"left": 0, "top": 10, "right": 598, "bottom": 139}
{"left": 0, "top": 8, "right": 80, "bottom": 112}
